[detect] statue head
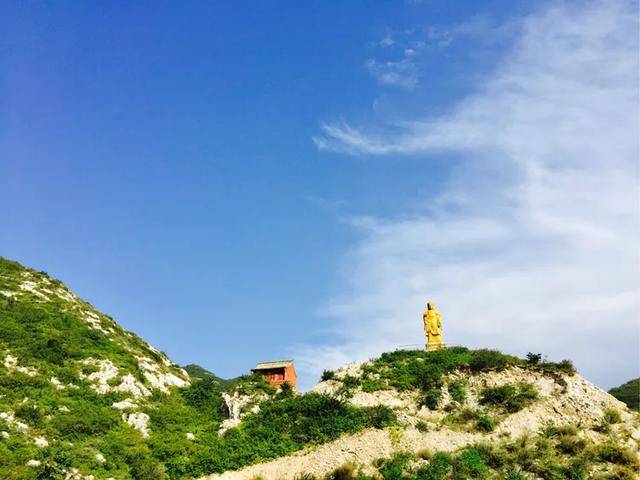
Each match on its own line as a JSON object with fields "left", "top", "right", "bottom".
{"left": 427, "top": 301, "right": 435, "bottom": 310}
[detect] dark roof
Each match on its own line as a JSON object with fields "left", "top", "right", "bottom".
{"left": 252, "top": 360, "right": 294, "bottom": 370}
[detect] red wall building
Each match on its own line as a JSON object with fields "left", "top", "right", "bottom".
{"left": 251, "top": 360, "right": 297, "bottom": 390}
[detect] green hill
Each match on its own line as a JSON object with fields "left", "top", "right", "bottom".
{"left": 183, "top": 364, "right": 221, "bottom": 382}
{"left": 609, "top": 378, "right": 640, "bottom": 411}
{"left": 0, "top": 257, "right": 394, "bottom": 480}
{"left": 0, "top": 257, "right": 637, "bottom": 480}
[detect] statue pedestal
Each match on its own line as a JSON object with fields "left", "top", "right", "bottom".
{"left": 426, "top": 342, "right": 445, "bottom": 351}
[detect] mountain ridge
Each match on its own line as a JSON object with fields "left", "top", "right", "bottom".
{"left": 1, "top": 257, "right": 638, "bottom": 480}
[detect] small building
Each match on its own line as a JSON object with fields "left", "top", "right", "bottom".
{"left": 251, "top": 360, "right": 297, "bottom": 390}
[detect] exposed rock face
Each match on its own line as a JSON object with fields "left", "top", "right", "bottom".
{"left": 123, "top": 412, "right": 151, "bottom": 438}
{"left": 202, "top": 367, "right": 640, "bottom": 480}
{"left": 219, "top": 392, "right": 256, "bottom": 434}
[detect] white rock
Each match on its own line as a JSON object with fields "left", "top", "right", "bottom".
{"left": 34, "top": 436, "right": 48, "bottom": 447}
{"left": 114, "top": 374, "right": 151, "bottom": 398}
{"left": 82, "top": 310, "right": 108, "bottom": 333}
{"left": 55, "top": 288, "right": 77, "bottom": 303}
{"left": 136, "top": 356, "right": 189, "bottom": 393}
{"left": 80, "top": 359, "right": 119, "bottom": 394}
{"left": 123, "top": 412, "right": 150, "bottom": 438}
{"left": 26, "top": 459, "right": 41, "bottom": 467}
{"left": 50, "top": 377, "right": 65, "bottom": 390}
{"left": 4, "top": 355, "right": 38, "bottom": 377}
{"left": 19, "top": 281, "right": 49, "bottom": 300}
{"left": 1, "top": 431, "right": 8, "bottom": 438}
{"left": 112, "top": 398, "right": 138, "bottom": 410}
{"left": 95, "top": 453, "right": 106, "bottom": 463}
{"left": 58, "top": 406, "right": 70, "bottom": 412}
{"left": 186, "top": 432, "right": 195, "bottom": 440}
{"left": 0, "top": 411, "right": 29, "bottom": 431}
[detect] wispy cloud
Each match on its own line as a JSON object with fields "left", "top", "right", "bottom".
{"left": 365, "top": 57, "right": 418, "bottom": 90}
{"left": 301, "top": 1, "right": 639, "bottom": 390}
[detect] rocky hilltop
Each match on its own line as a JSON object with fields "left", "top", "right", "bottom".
{"left": 0, "top": 257, "right": 638, "bottom": 480}
{"left": 205, "top": 356, "right": 639, "bottom": 480}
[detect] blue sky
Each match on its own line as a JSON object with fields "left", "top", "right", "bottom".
{"left": 2, "top": 1, "right": 638, "bottom": 390}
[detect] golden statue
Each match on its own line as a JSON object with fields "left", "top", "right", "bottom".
{"left": 423, "top": 301, "right": 444, "bottom": 350}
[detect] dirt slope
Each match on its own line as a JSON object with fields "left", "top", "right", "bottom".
{"left": 201, "top": 366, "right": 639, "bottom": 480}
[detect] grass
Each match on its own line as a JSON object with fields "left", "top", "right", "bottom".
{"left": 447, "top": 379, "right": 467, "bottom": 404}
{"left": 304, "top": 431, "right": 640, "bottom": 480}
{"left": 443, "top": 407, "right": 497, "bottom": 433}
{"left": 479, "top": 383, "right": 538, "bottom": 413}
{"left": 336, "top": 347, "right": 573, "bottom": 405}
{"left": 0, "top": 257, "right": 398, "bottom": 480}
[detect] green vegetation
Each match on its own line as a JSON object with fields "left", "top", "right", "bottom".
{"left": 0, "top": 257, "right": 628, "bottom": 480}
{"left": 321, "top": 369, "right": 336, "bottom": 381}
{"left": 608, "top": 379, "right": 639, "bottom": 411}
{"left": 479, "top": 383, "right": 538, "bottom": 413}
{"left": 443, "top": 407, "right": 496, "bottom": 433}
{"left": 182, "top": 364, "right": 229, "bottom": 385}
{"left": 0, "top": 257, "right": 397, "bottom": 479}
{"left": 603, "top": 408, "right": 622, "bottom": 425}
{"left": 447, "top": 379, "right": 467, "bottom": 403}
{"left": 337, "top": 348, "right": 573, "bottom": 400}
{"left": 303, "top": 430, "right": 639, "bottom": 480}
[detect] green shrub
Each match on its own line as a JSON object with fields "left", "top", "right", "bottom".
{"left": 180, "top": 378, "right": 224, "bottom": 421}
{"left": 232, "top": 375, "right": 277, "bottom": 396}
{"left": 556, "top": 435, "right": 586, "bottom": 455}
{"left": 504, "top": 467, "right": 530, "bottom": 480}
{"left": 475, "top": 413, "right": 496, "bottom": 433}
{"left": 480, "top": 383, "right": 538, "bottom": 413}
{"left": 416, "top": 452, "right": 453, "bottom": 480}
{"left": 416, "top": 421, "right": 429, "bottom": 432}
{"left": 448, "top": 379, "right": 467, "bottom": 403}
{"left": 453, "top": 447, "right": 489, "bottom": 479}
{"left": 51, "top": 405, "right": 120, "bottom": 440}
{"left": 377, "top": 452, "right": 414, "bottom": 480}
{"left": 562, "top": 458, "right": 588, "bottom": 480}
{"left": 329, "top": 464, "right": 356, "bottom": 480}
{"left": 540, "top": 359, "right": 576, "bottom": 375}
{"left": 423, "top": 388, "right": 442, "bottom": 410}
{"left": 360, "top": 378, "right": 389, "bottom": 393}
{"left": 541, "top": 423, "right": 578, "bottom": 438}
{"left": 129, "top": 452, "right": 168, "bottom": 480}
{"left": 470, "top": 349, "right": 519, "bottom": 372}
{"left": 603, "top": 408, "right": 622, "bottom": 425}
{"left": 593, "top": 443, "right": 638, "bottom": 467}
{"left": 604, "top": 467, "right": 639, "bottom": 480}
{"left": 526, "top": 353, "right": 542, "bottom": 365}
{"left": 321, "top": 370, "right": 336, "bottom": 381}
{"left": 14, "top": 403, "right": 43, "bottom": 427}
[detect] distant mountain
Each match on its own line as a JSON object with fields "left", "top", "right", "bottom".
{"left": 609, "top": 378, "right": 640, "bottom": 410}
{"left": 183, "top": 364, "right": 227, "bottom": 384}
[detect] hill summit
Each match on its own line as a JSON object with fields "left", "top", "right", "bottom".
{"left": 0, "top": 257, "right": 638, "bottom": 480}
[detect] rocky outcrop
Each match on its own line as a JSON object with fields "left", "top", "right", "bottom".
{"left": 202, "top": 367, "right": 640, "bottom": 480}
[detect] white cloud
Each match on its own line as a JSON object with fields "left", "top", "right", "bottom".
{"left": 302, "top": 1, "right": 639, "bottom": 390}
{"left": 365, "top": 58, "right": 418, "bottom": 89}
{"left": 380, "top": 36, "right": 395, "bottom": 48}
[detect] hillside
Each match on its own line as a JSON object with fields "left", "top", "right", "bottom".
{"left": 1, "top": 257, "right": 638, "bottom": 480}
{"left": 202, "top": 350, "right": 640, "bottom": 480}
{"left": 0, "top": 258, "right": 396, "bottom": 480}
{"left": 609, "top": 379, "right": 640, "bottom": 411}
{"left": 183, "top": 364, "right": 229, "bottom": 385}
